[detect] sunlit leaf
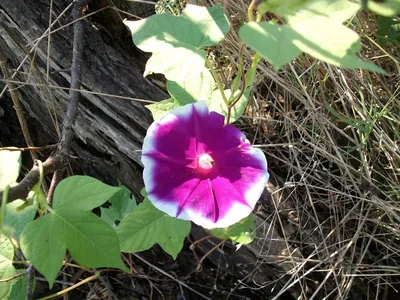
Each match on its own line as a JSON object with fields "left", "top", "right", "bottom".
{"left": 208, "top": 89, "right": 249, "bottom": 123}
{"left": 124, "top": 4, "right": 229, "bottom": 83}
{"left": 0, "top": 150, "right": 21, "bottom": 191}
{"left": 147, "top": 98, "right": 184, "bottom": 121}
{"left": 286, "top": 0, "right": 361, "bottom": 22}
{"left": 147, "top": 69, "right": 247, "bottom": 122}
{"left": 257, "top": 0, "right": 311, "bottom": 19}
{"left": 167, "top": 69, "right": 215, "bottom": 103}
{"left": 240, "top": 19, "right": 384, "bottom": 73}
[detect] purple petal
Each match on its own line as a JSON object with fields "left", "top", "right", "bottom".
{"left": 142, "top": 101, "right": 269, "bottom": 229}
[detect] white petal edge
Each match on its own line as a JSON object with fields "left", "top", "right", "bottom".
{"left": 243, "top": 148, "right": 269, "bottom": 207}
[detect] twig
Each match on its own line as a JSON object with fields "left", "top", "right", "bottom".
{"left": 0, "top": 145, "right": 57, "bottom": 152}
{"left": 47, "top": 170, "right": 59, "bottom": 205}
{"left": 0, "top": 45, "right": 38, "bottom": 162}
{"left": 59, "top": 0, "right": 90, "bottom": 153}
{"left": 197, "top": 240, "right": 225, "bottom": 269}
{"left": 26, "top": 264, "right": 34, "bottom": 300}
{"left": 0, "top": 79, "right": 155, "bottom": 103}
{"left": 132, "top": 254, "right": 211, "bottom": 300}
{"left": 62, "top": 273, "right": 69, "bottom": 300}
{"left": 96, "top": 271, "right": 119, "bottom": 300}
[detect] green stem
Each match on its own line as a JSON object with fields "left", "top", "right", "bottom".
{"left": 205, "top": 57, "right": 228, "bottom": 105}
{"left": 242, "top": 5, "right": 263, "bottom": 93}
{"left": 256, "top": 10, "right": 263, "bottom": 22}
{"left": 228, "top": 46, "right": 246, "bottom": 106}
{"left": 37, "top": 160, "right": 44, "bottom": 189}
{"left": 248, "top": 1, "right": 255, "bottom": 22}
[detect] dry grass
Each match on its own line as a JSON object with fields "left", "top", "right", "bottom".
{"left": 203, "top": 0, "right": 400, "bottom": 298}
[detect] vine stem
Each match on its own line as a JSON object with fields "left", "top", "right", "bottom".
{"left": 226, "top": 45, "right": 246, "bottom": 124}
{"left": 248, "top": 0, "right": 256, "bottom": 22}
{"left": 205, "top": 57, "right": 228, "bottom": 105}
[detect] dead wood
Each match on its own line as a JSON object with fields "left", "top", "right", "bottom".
{"left": 0, "top": 0, "right": 167, "bottom": 196}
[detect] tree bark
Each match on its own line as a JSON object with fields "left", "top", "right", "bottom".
{"left": 0, "top": 0, "right": 167, "bottom": 195}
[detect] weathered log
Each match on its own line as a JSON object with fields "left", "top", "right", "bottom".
{"left": 0, "top": 0, "right": 167, "bottom": 195}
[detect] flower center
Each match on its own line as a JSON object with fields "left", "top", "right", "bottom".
{"left": 197, "top": 153, "right": 214, "bottom": 171}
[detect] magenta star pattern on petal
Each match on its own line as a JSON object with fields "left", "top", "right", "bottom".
{"left": 142, "top": 101, "right": 269, "bottom": 229}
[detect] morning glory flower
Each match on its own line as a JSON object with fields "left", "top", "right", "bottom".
{"left": 142, "top": 101, "right": 269, "bottom": 229}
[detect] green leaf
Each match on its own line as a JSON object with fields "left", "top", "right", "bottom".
{"left": 167, "top": 69, "right": 215, "bottom": 103}
{"left": 240, "top": 18, "right": 385, "bottom": 73}
{"left": 208, "top": 89, "right": 249, "bottom": 123}
{"left": 20, "top": 176, "right": 127, "bottom": 288}
{"left": 257, "top": 0, "right": 311, "bottom": 19}
{"left": 0, "top": 235, "right": 17, "bottom": 299}
{"left": 209, "top": 214, "right": 256, "bottom": 244}
{"left": 20, "top": 214, "right": 66, "bottom": 288}
{"left": 240, "top": 22, "right": 301, "bottom": 70}
{"left": 53, "top": 175, "right": 121, "bottom": 213}
{"left": 367, "top": 0, "right": 400, "bottom": 17}
{"left": 124, "top": 4, "right": 229, "bottom": 82}
{"left": 147, "top": 68, "right": 247, "bottom": 122}
{"left": 146, "top": 69, "right": 214, "bottom": 121}
{"left": 117, "top": 198, "right": 191, "bottom": 259}
{"left": 286, "top": 0, "right": 361, "bottom": 23}
{"left": 101, "top": 186, "right": 137, "bottom": 228}
{"left": 292, "top": 16, "right": 383, "bottom": 72}
{"left": 61, "top": 212, "right": 124, "bottom": 268}
{"left": 8, "top": 269, "right": 28, "bottom": 300}
{"left": 146, "top": 98, "right": 184, "bottom": 121}
{"left": 4, "top": 200, "right": 36, "bottom": 240}
{"left": 0, "top": 150, "right": 21, "bottom": 191}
